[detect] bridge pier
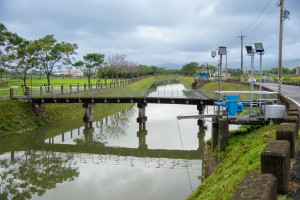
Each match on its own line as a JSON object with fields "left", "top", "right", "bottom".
{"left": 211, "top": 117, "right": 229, "bottom": 152}
{"left": 137, "top": 103, "right": 148, "bottom": 149}
{"left": 32, "top": 103, "right": 47, "bottom": 118}
{"left": 83, "top": 103, "right": 94, "bottom": 127}
{"left": 83, "top": 125, "right": 95, "bottom": 144}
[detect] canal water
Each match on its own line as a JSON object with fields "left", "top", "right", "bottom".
{"left": 0, "top": 81, "right": 239, "bottom": 200}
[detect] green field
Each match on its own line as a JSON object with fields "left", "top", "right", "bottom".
{"left": 5, "top": 78, "right": 113, "bottom": 86}
{"left": 0, "top": 78, "right": 117, "bottom": 98}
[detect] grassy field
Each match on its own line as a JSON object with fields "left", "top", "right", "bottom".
{"left": 0, "top": 76, "right": 161, "bottom": 136}
{"left": 5, "top": 78, "right": 111, "bottom": 86}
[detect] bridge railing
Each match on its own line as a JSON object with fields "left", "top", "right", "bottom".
{"left": 6, "top": 77, "right": 148, "bottom": 100}
{"left": 28, "top": 86, "right": 201, "bottom": 100}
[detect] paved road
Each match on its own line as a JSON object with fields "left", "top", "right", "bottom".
{"left": 261, "top": 83, "right": 300, "bottom": 105}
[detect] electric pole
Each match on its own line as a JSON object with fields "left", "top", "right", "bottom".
{"left": 278, "top": 0, "right": 284, "bottom": 96}
{"left": 237, "top": 31, "right": 246, "bottom": 82}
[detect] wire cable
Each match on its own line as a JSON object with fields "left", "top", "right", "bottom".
{"left": 244, "top": 0, "right": 275, "bottom": 34}
{"left": 176, "top": 119, "right": 193, "bottom": 193}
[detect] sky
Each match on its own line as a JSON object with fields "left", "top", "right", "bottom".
{"left": 0, "top": 0, "right": 299, "bottom": 69}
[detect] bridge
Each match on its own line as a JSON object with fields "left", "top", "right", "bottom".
{"left": 16, "top": 81, "right": 214, "bottom": 127}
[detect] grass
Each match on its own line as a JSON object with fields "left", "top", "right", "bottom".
{"left": 0, "top": 76, "right": 163, "bottom": 137}
{"left": 5, "top": 78, "right": 105, "bottom": 86}
{"left": 187, "top": 125, "right": 278, "bottom": 200}
{"left": 200, "top": 82, "right": 254, "bottom": 99}
{"left": 178, "top": 76, "right": 194, "bottom": 89}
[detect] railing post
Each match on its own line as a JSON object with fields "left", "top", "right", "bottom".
{"left": 40, "top": 86, "right": 43, "bottom": 97}
{"left": 61, "top": 85, "right": 64, "bottom": 94}
{"left": 114, "top": 81, "right": 116, "bottom": 87}
{"left": 70, "top": 84, "right": 72, "bottom": 93}
{"left": 101, "top": 82, "right": 103, "bottom": 89}
{"left": 10, "top": 88, "right": 14, "bottom": 99}
{"left": 110, "top": 81, "right": 112, "bottom": 88}
{"left": 96, "top": 82, "right": 98, "bottom": 90}
{"left": 77, "top": 83, "right": 79, "bottom": 93}
{"left": 105, "top": 81, "right": 107, "bottom": 88}
{"left": 84, "top": 83, "right": 86, "bottom": 92}
{"left": 51, "top": 86, "right": 53, "bottom": 93}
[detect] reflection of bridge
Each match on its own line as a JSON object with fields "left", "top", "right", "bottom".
{"left": 31, "top": 143, "right": 202, "bottom": 160}
{"left": 30, "top": 106, "right": 206, "bottom": 160}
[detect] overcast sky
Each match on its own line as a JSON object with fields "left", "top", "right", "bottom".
{"left": 1, "top": 0, "right": 299, "bottom": 68}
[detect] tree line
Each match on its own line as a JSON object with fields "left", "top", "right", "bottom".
{"left": 0, "top": 23, "right": 180, "bottom": 89}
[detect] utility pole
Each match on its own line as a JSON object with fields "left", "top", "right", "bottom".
{"left": 237, "top": 31, "right": 246, "bottom": 82}
{"left": 278, "top": 0, "right": 284, "bottom": 96}
{"left": 225, "top": 50, "right": 229, "bottom": 78}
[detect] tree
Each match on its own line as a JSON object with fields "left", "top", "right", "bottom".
{"left": 107, "top": 54, "right": 128, "bottom": 80}
{"left": 9, "top": 39, "right": 39, "bottom": 90}
{"left": 34, "top": 35, "right": 78, "bottom": 89}
{"left": 74, "top": 53, "right": 105, "bottom": 83}
{"left": 182, "top": 62, "right": 199, "bottom": 76}
{"left": 0, "top": 23, "right": 23, "bottom": 81}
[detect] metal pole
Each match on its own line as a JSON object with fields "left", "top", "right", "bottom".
{"left": 225, "top": 51, "right": 228, "bottom": 78}
{"left": 278, "top": 0, "right": 284, "bottom": 96}
{"left": 250, "top": 53, "right": 254, "bottom": 115}
{"left": 259, "top": 53, "right": 262, "bottom": 116}
{"left": 219, "top": 54, "right": 222, "bottom": 92}
{"left": 238, "top": 31, "right": 246, "bottom": 82}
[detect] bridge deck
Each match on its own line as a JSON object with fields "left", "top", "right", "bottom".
{"left": 29, "top": 96, "right": 215, "bottom": 105}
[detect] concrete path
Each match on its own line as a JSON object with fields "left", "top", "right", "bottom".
{"left": 261, "top": 83, "right": 300, "bottom": 105}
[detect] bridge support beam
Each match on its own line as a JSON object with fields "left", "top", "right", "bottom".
{"left": 137, "top": 103, "right": 148, "bottom": 149}
{"left": 83, "top": 103, "right": 94, "bottom": 127}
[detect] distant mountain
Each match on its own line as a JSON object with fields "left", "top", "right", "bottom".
{"left": 226, "top": 58, "right": 300, "bottom": 70}
{"left": 157, "top": 63, "right": 182, "bottom": 70}
{"left": 266, "top": 58, "right": 300, "bottom": 69}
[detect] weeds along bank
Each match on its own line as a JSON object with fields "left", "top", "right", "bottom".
{"left": 187, "top": 125, "right": 278, "bottom": 200}
{"left": 178, "top": 76, "right": 280, "bottom": 199}
{"left": 0, "top": 76, "right": 175, "bottom": 137}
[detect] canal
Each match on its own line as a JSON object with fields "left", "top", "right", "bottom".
{"left": 0, "top": 81, "right": 239, "bottom": 200}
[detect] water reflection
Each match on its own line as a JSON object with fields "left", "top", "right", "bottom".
{"left": 0, "top": 151, "right": 79, "bottom": 200}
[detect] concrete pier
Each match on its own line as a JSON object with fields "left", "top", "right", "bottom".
{"left": 137, "top": 103, "right": 148, "bottom": 149}
{"left": 83, "top": 103, "right": 94, "bottom": 127}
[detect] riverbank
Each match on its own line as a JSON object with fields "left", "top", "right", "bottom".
{"left": 187, "top": 125, "right": 277, "bottom": 200}
{"left": 178, "top": 76, "right": 254, "bottom": 98}
{"left": 0, "top": 76, "right": 171, "bottom": 137}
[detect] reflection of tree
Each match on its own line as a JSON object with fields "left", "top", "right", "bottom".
{"left": 182, "top": 88, "right": 206, "bottom": 99}
{"left": 144, "top": 80, "right": 180, "bottom": 96}
{"left": 0, "top": 150, "right": 79, "bottom": 200}
{"left": 95, "top": 106, "right": 136, "bottom": 142}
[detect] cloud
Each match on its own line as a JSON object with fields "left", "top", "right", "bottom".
{"left": 1, "top": 0, "right": 299, "bottom": 67}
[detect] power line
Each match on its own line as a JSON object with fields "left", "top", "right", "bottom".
{"left": 246, "top": 5, "right": 278, "bottom": 37}
{"left": 244, "top": 0, "right": 275, "bottom": 34}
